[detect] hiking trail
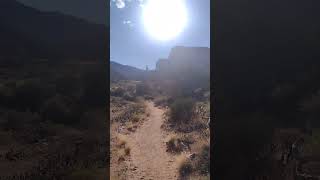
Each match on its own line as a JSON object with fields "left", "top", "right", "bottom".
{"left": 126, "top": 101, "right": 179, "bottom": 180}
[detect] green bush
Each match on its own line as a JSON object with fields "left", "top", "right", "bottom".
{"left": 169, "top": 98, "right": 195, "bottom": 124}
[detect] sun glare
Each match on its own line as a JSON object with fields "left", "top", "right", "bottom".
{"left": 142, "top": 0, "right": 188, "bottom": 41}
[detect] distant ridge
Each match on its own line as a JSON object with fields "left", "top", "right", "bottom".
{"left": 110, "top": 46, "right": 210, "bottom": 84}
{"left": 110, "top": 61, "right": 146, "bottom": 81}
{"left": 0, "top": 0, "right": 108, "bottom": 60}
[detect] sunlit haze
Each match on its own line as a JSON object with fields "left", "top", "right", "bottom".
{"left": 142, "top": 0, "right": 188, "bottom": 41}
{"left": 111, "top": 0, "right": 210, "bottom": 69}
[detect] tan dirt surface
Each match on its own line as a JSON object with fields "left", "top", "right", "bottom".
{"left": 126, "top": 101, "right": 178, "bottom": 180}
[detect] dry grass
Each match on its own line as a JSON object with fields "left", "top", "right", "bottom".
{"left": 154, "top": 96, "right": 169, "bottom": 107}
{"left": 165, "top": 134, "right": 178, "bottom": 143}
{"left": 110, "top": 176, "right": 120, "bottom": 180}
{"left": 118, "top": 155, "right": 125, "bottom": 162}
{"left": 132, "top": 115, "right": 140, "bottom": 123}
{"left": 195, "top": 145, "right": 210, "bottom": 175}
{"left": 67, "top": 168, "right": 106, "bottom": 180}
{"left": 166, "top": 134, "right": 180, "bottom": 153}
{"left": 124, "top": 147, "right": 131, "bottom": 156}
{"left": 176, "top": 154, "right": 193, "bottom": 177}
{"left": 117, "top": 134, "right": 128, "bottom": 148}
{"left": 188, "top": 175, "right": 210, "bottom": 180}
{"left": 126, "top": 121, "right": 138, "bottom": 132}
{"left": 117, "top": 148, "right": 128, "bottom": 163}
{"left": 116, "top": 134, "right": 131, "bottom": 158}
{"left": 189, "top": 136, "right": 208, "bottom": 153}
{"left": 165, "top": 134, "right": 191, "bottom": 154}
{"left": 169, "top": 97, "right": 195, "bottom": 125}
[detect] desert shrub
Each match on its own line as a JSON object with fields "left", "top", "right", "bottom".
{"left": 123, "top": 92, "right": 135, "bottom": 101}
{"left": 304, "top": 129, "right": 320, "bottom": 154}
{"left": 124, "top": 146, "right": 131, "bottom": 156}
{"left": 131, "top": 115, "right": 140, "bottom": 123}
{"left": 154, "top": 96, "right": 173, "bottom": 107}
{"left": 178, "top": 135, "right": 194, "bottom": 151}
{"left": 177, "top": 155, "right": 193, "bottom": 178}
{"left": 126, "top": 85, "right": 137, "bottom": 96}
{"left": 0, "top": 83, "right": 14, "bottom": 107}
{"left": 131, "top": 103, "right": 146, "bottom": 115}
{"left": 116, "top": 134, "right": 131, "bottom": 162}
{"left": 77, "top": 133, "right": 103, "bottom": 160}
{"left": 0, "top": 131, "right": 14, "bottom": 145}
{"left": 166, "top": 134, "right": 184, "bottom": 153}
{"left": 110, "top": 87, "right": 125, "bottom": 97}
{"left": 41, "top": 95, "right": 80, "bottom": 125}
{"left": 135, "top": 82, "right": 150, "bottom": 96}
{"left": 154, "top": 96, "right": 169, "bottom": 107}
{"left": 192, "top": 88, "right": 206, "bottom": 101}
{"left": 301, "top": 90, "right": 320, "bottom": 122}
{"left": 117, "top": 134, "right": 128, "bottom": 148}
{"left": 127, "top": 122, "right": 137, "bottom": 132}
{"left": 12, "top": 79, "right": 50, "bottom": 111}
{"left": 118, "top": 155, "right": 125, "bottom": 162}
{"left": 144, "top": 95, "right": 154, "bottom": 100}
{"left": 270, "top": 83, "right": 300, "bottom": 114}
{"left": 42, "top": 122, "right": 67, "bottom": 137}
{"left": 67, "top": 169, "right": 105, "bottom": 180}
{"left": 0, "top": 84, "right": 10, "bottom": 95}
{"left": 167, "top": 97, "right": 174, "bottom": 104}
{"left": 82, "top": 66, "right": 107, "bottom": 107}
{"left": 196, "top": 145, "right": 210, "bottom": 174}
{"left": 169, "top": 98, "right": 195, "bottom": 124}
{"left": 56, "top": 76, "right": 80, "bottom": 96}
{"left": 4, "top": 110, "right": 40, "bottom": 130}
{"left": 166, "top": 135, "right": 177, "bottom": 151}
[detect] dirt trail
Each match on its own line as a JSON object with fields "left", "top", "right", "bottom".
{"left": 126, "top": 101, "right": 178, "bottom": 180}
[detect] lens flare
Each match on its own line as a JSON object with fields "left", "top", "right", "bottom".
{"left": 142, "top": 0, "right": 188, "bottom": 41}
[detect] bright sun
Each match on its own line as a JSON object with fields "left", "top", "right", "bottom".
{"left": 143, "top": 0, "right": 188, "bottom": 41}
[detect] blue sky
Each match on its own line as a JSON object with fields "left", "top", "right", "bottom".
{"left": 110, "top": 0, "right": 210, "bottom": 70}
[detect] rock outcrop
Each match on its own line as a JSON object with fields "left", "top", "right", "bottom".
{"left": 156, "top": 46, "right": 210, "bottom": 76}
{"left": 155, "top": 46, "right": 210, "bottom": 94}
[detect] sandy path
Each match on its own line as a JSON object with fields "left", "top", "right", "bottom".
{"left": 126, "top": 101, "right": 178, "bottom": 180}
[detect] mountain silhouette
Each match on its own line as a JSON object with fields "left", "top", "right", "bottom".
{"left": 110, "top": 61, "right": 146, "bottom": 81}
{"left": 0, "top": 0, "right": 108, "bottom": 60}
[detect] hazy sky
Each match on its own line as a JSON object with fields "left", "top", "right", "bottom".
{"left": 17, "top": 0, "right": 109, "bottom": 25}
{"left": 16, "top": 0, "right": 210, "bottom": 69}
{"left": 111, "top": 0, "right": 210, "bottom": 69}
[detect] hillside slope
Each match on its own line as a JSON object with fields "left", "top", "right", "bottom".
{"left": 110, "top": 61, "right": 146, "bottom": 81}
{"left": 0, "top": 0, "right": 108, "bottom": 60}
